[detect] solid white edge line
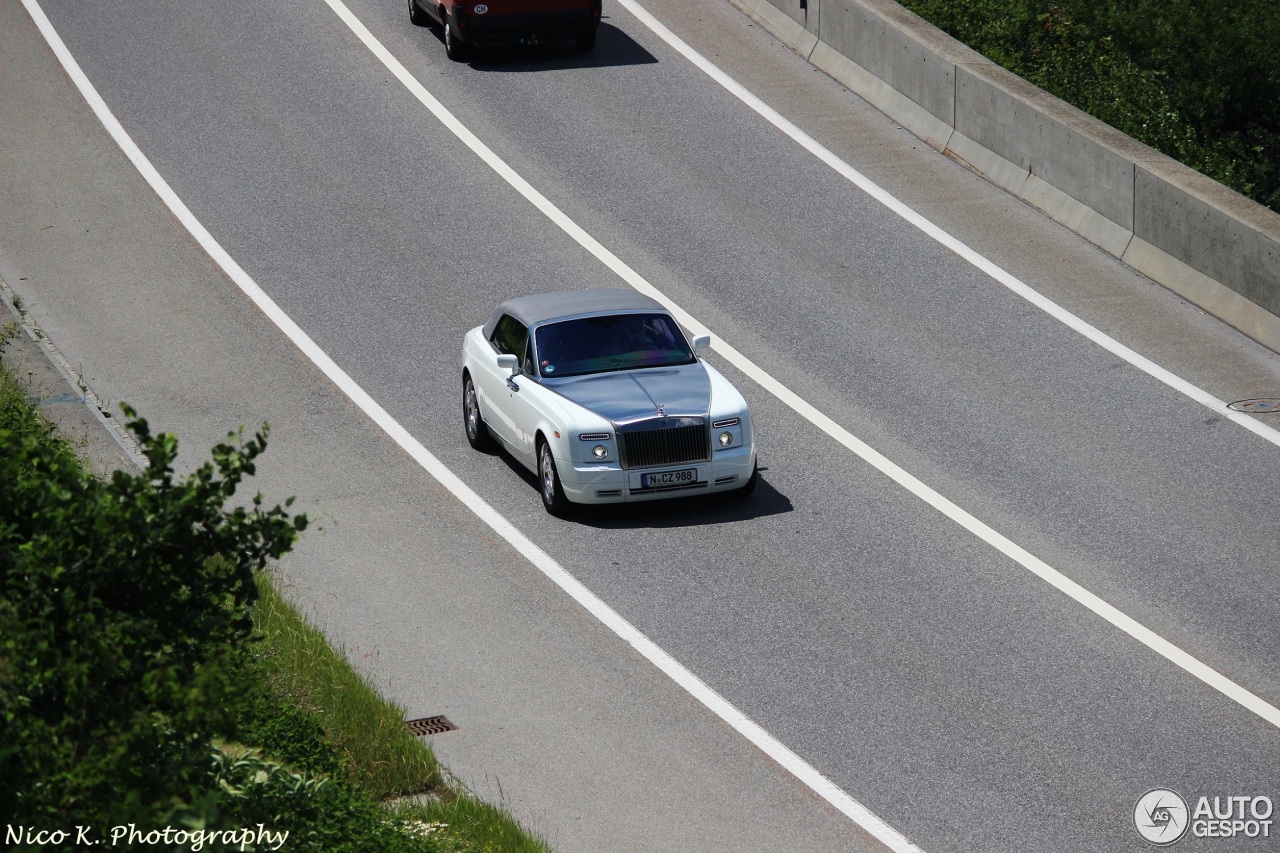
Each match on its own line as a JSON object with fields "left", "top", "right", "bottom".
{"left": 20, "top": 2, "right": 924, "bottom": 851}
{"left": 614, "top": 0, "right": 1280, "bottom": 451}
{"left": 610, "top": 0, "right": 1280, "bottom": 726}
{"left": 312, "top": 0, "right": 1280, "bottom": 734}
{"left": 29, "top": 0, "right": 1280, "bottom": 839}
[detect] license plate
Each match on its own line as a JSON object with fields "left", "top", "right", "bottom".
{"left": 641, "top": 468, "right": 697, "bottom": 488}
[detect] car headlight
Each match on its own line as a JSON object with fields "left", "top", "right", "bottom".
{"left": 578, "top": 432, "right": 614, "bottom": 463}
{"left": 712, "top": 416, "right": 745, "bottom": 451}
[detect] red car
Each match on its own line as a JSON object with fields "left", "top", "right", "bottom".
{"left": 409, "top": 0, "right": 602, "bottom": 61}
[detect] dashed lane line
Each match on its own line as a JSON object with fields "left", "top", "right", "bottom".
{"left": 22, "top": 0, "right": 922, "bottom": 849}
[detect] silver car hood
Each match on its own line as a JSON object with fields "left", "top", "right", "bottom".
{"left": 544, "top": 364, "right": 711, "bottom": 424}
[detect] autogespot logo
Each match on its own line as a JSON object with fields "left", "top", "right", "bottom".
{"left": 1135, "top": 788, "right": 1190, "bottom": 846}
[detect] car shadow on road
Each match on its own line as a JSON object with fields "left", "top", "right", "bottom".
{"left": 495, "top": 449, "right": 793, "bottom": 527}
{"left": 574, "top": 470, "right": 793, "bottom": 529}
{"left": 458, "top": 22, "right": 658, "bottom": 71}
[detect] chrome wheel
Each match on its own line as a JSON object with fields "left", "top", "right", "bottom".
{"left": 541, "top": 447, "right": 555, "bottom": 501}
{"left": 462, "top": 376, "right": 494, "bottom": 451}
{"left": 538, "top": 441, "right": 569, "bottom": 516}
{"left": 465, "top": 383, "right": 479, "bottom": 440}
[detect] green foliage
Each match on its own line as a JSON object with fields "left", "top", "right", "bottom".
{"left": 247, "top": 576, "right": 443, "bottom": 799}
{"left": 238, "top": 576, "right": 553, "bottom": 853}
{"left": 0, "top": 361, "right": 549, "bottom": 852}
{"left": 231, "top": 655, "right": 345, "bottom": 779}
{"left": 0, "top": 321, "right": 17, "bottom": 357}
{"left": 0, "top": 381, "right": 307, "bottom": 826}
{"left": 210, "top": 741, "right": 444, "bottom": 853}
{"left": 897, "top": 0, "right": 1280, "bottom": 211}
{"left": 414, "top": 796, "right": 555, "bottom": 853}
{"left": 0, "top": 294, "right": 22, "bottom": 356}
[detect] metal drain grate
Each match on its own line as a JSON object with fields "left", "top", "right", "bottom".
{"left": 1227, "top": 398, "right": 1280, "bottom": 414}
{"left": 405, "top": 715, "right": 458, "bottom": 736}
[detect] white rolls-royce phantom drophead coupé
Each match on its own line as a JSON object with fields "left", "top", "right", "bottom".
{"left": 461, "top": 289, "right": 757, "bottom": 515}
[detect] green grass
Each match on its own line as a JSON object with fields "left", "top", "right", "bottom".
{"left": 248, "top": 572, "right": 554, "bottom": 853}
{"left": 249, "top": 575, "right": 444, "bottom": 799}
{"left": 1, "top": 343, "right": 553, "bottom": 852}
{"left": 410, "top": 795, "right": 555, "bottom": 853}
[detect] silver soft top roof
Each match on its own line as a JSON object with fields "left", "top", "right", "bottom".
{"left": 482, "top": 289, "right": 666, "bottom": 339}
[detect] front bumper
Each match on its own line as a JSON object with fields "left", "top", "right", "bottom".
{"left": 557, "top": 444, "right": 756, "bottom": 504}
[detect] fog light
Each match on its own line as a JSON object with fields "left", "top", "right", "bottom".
{"left": 592, "top": 445, "right": 609, "bottom": 459}
{"left": 718, "top": 431, "right": 733, "bottom": 447}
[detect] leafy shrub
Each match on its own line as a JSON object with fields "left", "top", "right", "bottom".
{"left": 231, "top": 659, "right": 345, "bottom": 778}
{"left": 0, "top": 386, "right": 306, "bottom": 827}
{"left": 0, "top": 363, "right": 544, "bottom": 852}
{"left": 897, "top": 0, "right": 1280, "bottom": 211}
{"left": 210, "top": 741, "right": 443, "bottom": 853}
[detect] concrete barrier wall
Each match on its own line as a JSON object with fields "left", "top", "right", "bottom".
{"left": 954, "top": 63, "right": 1138, "bottom": 232}
{"left": 732, "top": 0, "right": 1280, "bottom": 351}
{"left": 819, "top": 0, "right": 956, "bottom": 127}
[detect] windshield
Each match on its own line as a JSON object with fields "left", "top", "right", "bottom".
{"left": 534, "top": 313, "right": 696, "bottom": 378}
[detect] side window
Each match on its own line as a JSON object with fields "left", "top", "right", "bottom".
{"left": 490, "top": 314, "right": 528, "bottom": 357}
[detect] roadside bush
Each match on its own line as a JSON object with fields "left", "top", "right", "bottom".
{"left": 210, "top": 742, "right": 443, "bottom": 853}
{"left": 0, "top": 383, "right": 306, "bottom": 827}
{"left": 0, "top": 359, "right": 546, "bottom": 852}
{"left": 897, "top": 0, "right": 1280, "bottom": 211}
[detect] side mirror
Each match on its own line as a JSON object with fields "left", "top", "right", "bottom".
{"left": 691, "top": 334, "right": 711, "bottom": 355}
{"left": 496, "top": 353, "right": 519, "bottom": 374}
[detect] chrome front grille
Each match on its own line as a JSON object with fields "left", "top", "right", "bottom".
{"left": 616, "top": 418, "right": 709, "bottom": 469}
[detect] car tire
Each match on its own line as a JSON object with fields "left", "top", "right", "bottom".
{"left": 463, "top": 375, "right": 495, "bottom": 451}
{"left": 731, "top": 460, "right": 758, "bottom": 500}
{"left": 538, "top": 439, "right": 571, "bottom": 517}
{"left": 576, "top": 32, "right": 596, "bottom": 51}
{"left": 444, "top": 19, "right": 470, "bottom": 61}
{"left": 408, "top": 0, "right": 430, "bottom": 27}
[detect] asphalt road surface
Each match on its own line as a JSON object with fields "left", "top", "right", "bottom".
{"left": 4, "top": 0, "right": 1280, "bottom": 849}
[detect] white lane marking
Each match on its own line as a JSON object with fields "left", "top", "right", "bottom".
{"left": 310, "top": 0, "right": 1280, "bottom": 735}
{"left": 26, "top": 0, "right": 1280, "bottom": 843}
{"left": 616, "top": 0, "right": 1280, "bottom": 451}
{"left": 21, "top": 2, "right": 923, "bottom": 851}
